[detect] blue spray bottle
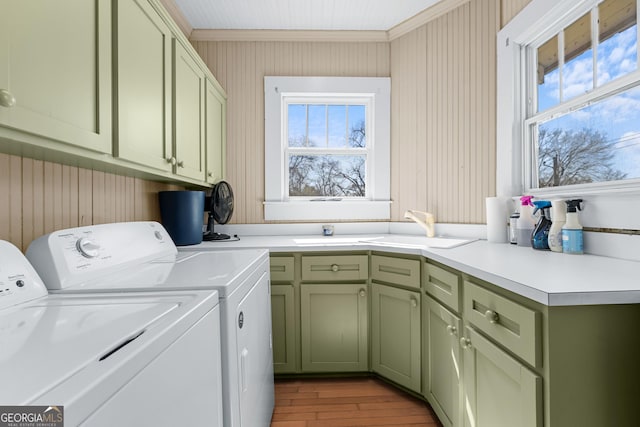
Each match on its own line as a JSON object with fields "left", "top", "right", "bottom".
{"left": 531, "top": 200, "right": 552, "bottom": 250}
{"left": 562, "top": 199, "right": 584, "bottom": 254}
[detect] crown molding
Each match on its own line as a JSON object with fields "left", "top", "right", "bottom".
{"left": 157, "top": 0, "right": 193, "bottom": 38}
{"left": 388, "top": 0, "right": 471, "bottom": 40}
{"left": 190, "top": 29, "right": 390, "bottom": 43}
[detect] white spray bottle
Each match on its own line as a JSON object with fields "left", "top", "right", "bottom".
{"left": 516, "top": 195, "right": 536, "bottom": 247}
{"left": 548, "top": 199, "right": 565, "bottom": 253}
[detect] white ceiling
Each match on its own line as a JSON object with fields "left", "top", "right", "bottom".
{"left": 173, "top": 0, "right": 443, "bottom": 31}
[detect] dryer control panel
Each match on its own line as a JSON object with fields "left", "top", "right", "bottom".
{"left": 25, "top": 222, "right": 177, "bottom": 291}
{"left": 0, "top": 241, "right": 47, "bottom": 310}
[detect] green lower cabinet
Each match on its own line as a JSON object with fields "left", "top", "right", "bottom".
{"left": 462, "top": 326, "right": 542, "bottom": 427}
{"left": 301, "top": 284, "right": 368, "bottom": 372}
{"left": 423, "top": 295, "right": 462, "bottom": 427}
{"left": 371, "top": 283, "right": 421, "bottom": 392}
{"left": 271, "top": 284, "right": 296, "bottom": 374}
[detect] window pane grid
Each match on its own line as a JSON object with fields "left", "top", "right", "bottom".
{"left": 285, "top": 100, "right": 370, "bottom": 199}
{"left": 526, "top": 0, "right": 640, "bottom": 190}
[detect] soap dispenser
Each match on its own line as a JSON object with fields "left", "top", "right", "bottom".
{"left": 531, "top": 201, "right": 552, "bottom": 250}
{"left": 562, "top": 199, "right": 584, "bottom": 254}
{"left": 548, "top": 199, "right": 565, "bottom": 252}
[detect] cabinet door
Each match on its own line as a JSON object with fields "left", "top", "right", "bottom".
{"left": 113, "top": 0, "right": 172, "bottom": 172}
{"left": 423, "top": 295, "right": 462, "bottom": 427}
{"left": 271, "top": 284, "right": 296, "bottom": 373}
{"left": 462, "top": 327, "right": 542, "bottom": 427}
{"left": 301, "top": 284, "right": 368, "bottom": 372}
{"left": 371, "top": 283, "right": 421, "bottom": 392}
{"left": 0, "top": 0, "right": 111, "bottom": 153}
{"left": 173, "top": 40, "right": 205, "bottom": 181}
{"left": 205, "top": 79, "right": 226, "bottom": 184}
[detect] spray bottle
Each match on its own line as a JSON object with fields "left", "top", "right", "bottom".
{"left": 516, "top": 196, "right": 536, "bottom": 247}
{"left": 531, "top": 200, "right": 552, "bottom": 250}
{"left": 562, "top": 199, "right": 584, "bottom": 254}
{"left": 548, "top": 199, "right": 565, "bottom": 253}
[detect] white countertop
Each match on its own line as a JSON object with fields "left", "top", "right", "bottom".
{"left": 186, "top": 234, "right": 640, "bottom": 307}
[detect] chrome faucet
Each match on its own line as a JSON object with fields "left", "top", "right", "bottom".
{"left": 404, "top": 210, "right": 435, "bottom": 237}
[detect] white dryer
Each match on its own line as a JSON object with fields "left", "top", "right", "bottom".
{"left": 26, "top": 221, "right": 275, "bottom": 427}
{"left": 0, "top": 240, "right": 222, "bottom": 427}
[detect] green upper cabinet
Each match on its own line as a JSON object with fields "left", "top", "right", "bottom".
{"left": 371, "top": 283, "right": 421, "bottom": 392}
{"left": 112, "top": 0, "right": 172, "bottom": 172}
{"left": 173, "top": 40, "right": 205, "bottom": 182}
{"left": 301, "top": 284, "right": 368, "bottom": 372}
{"left": 0, "top": 0, "right": 111, "bottom": 153}
{"left": 205, "top": 79, "right": 226, "bottom": 184}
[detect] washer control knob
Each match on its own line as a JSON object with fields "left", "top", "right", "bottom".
{"left": 76, "top": 238, "right": 100, "bottom": 258}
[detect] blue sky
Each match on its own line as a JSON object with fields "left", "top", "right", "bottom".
{"left": 288, "top": 104, "right": 366, "bottom": 148}
{"left": 537, "top": 24, "right": 640, "bottom": 180}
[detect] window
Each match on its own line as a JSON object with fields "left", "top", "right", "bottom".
{"left": 286, "top": 101, "right": 369, "bottom": 198}
{"left": 264, "top": 77, "right": 390, "bottom": 221}
{"left": 527, "top": 0, "right": 640, "bottom": 189}
{"left": 497, "top": 0, "right": 640, "bottom": 196}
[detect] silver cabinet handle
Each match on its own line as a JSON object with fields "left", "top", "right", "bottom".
{"left": 331, "top": 264, "right": 339, "bottom": 272}
{"left": 166, "top": 157, "right": 177, "bottom": 166}
{"left": 177, "top": 160, "right": 184, "bottom": 168}
{"left": 485, "top": 309, "right": 499, "bottom": 324}
{"left": 359, "top": 289, "right": 366, "bottom": 297}
{"left": 0, "top": 89, "right": 16, "bottom": 108}
{"left": 460, "top": 337, "right": 471, "bottom": 349}
{"left": 410, "top": 297, "right": 418, "bottom": 308}
{"left": 446, "top": 325, "right": 457, "bottom": 336}
{"left": 207, "top": 171, "right": 213, "bottom": 177}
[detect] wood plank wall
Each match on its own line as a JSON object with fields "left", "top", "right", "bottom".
{"left": 501, "top": 0, "right": 532, "bottom": 27}
{"left": 0, "top": 153, "right": 182, "bottom": 252}
{"left": 193, "top": 0, "right": 504, "bottom": 224}
{"left": 390, "top": 0, "right": 500, "bottom": 223}
{"left": 192, "top": 41, "right": 390, "bottom": 224}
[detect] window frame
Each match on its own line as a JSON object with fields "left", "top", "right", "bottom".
{"left": 497, "top": 0, "right": 640, "bottom": 198}
{"left": 264, "top": 76, "right": 391, "bottom": 221}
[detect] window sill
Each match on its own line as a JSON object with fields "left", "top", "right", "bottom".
{"left": 263, "top": 200, "right": 391, "bottom": 221}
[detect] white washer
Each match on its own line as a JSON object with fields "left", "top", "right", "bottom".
{"left": 0, "top": 240, "right": 222, "bottom": 427}
{"left": 26, "top": 221, "right": 275, "bottom": 427}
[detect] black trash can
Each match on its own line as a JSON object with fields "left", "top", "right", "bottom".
{"left": 158, "top": 190, "right": 205, "bottom": 246}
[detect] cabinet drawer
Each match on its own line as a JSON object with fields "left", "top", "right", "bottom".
{"left": 371, "top": 255, "right": 420, "bottom": 290}
{"left": 424, "top": 262, "right": 460, "bottom": 312}
{"left": 301, "top": 255, "right": 368, "bottom": 282}
{"left": 270, "top": 256, "right": 295, "bottom": 282}
{"left": 464, "top": 281, "right": 541, "bottom": 368}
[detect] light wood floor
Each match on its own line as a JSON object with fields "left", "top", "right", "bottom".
{"left": 270, "top": 377, "right": 443, "bottom": 427}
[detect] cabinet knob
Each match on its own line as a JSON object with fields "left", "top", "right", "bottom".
{"left": 331, "top": 264, "right": 339, "bottom": 272}
{"left": 177, "top": 160, "right": 184, "bottom": 168}
{"left": 460, "top": 337, "right": 471, "bottom": 349}
{"left": 446, "top": 325, "right": 457, "bottom": 336}
{"left": 207, "top": 171, "right": 213, "bottom": 177}
{"left": 484, "top": 310, "right": 500, "bottom": 324}
{"left": 166, "top": 157, "right": 177, "bottom": 166}
{"left": 359, "top": 289, "right": 366, "bottom": 297}
{"left": 410, "top": 297, "right": 418, "bottom": 308}
{"left": 0, "top": 89, "right": 16, "bottom": 108}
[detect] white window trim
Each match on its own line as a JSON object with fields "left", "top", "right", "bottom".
{"left": 497, "top": 0, "right": 640, "bottom": 199}
{"left": 264, "top": 76, "right": 391, "bottom": 221}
